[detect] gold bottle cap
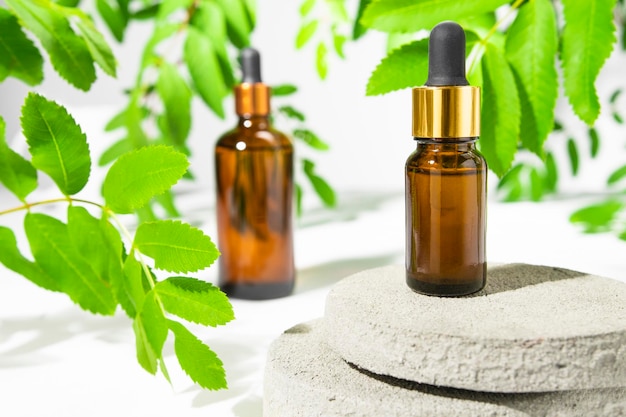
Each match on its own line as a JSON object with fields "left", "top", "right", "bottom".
{"left": 235, "top": 83, "right": 270, "bottom": 116}
{"left": 412, "top": 85, "right": 480, "bottom": 138}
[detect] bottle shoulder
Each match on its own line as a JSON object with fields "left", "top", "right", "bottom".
{"left": 216, "top": 126, "right": 292, "bottom": 150}
{"left": 406, "top": 143, "right": 487, "bottom": 172}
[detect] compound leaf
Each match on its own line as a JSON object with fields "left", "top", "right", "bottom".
{"left": 134, "top": 220, "right": 220, "bottom": 273}
{"left": 155, "top": 277, "right": 233, "bottom": 326}
{"left": 21, "top": 93, "right": 91, "bottom": 195}
{"left": 103, "top": 145, "right": 188, "bottom": 214}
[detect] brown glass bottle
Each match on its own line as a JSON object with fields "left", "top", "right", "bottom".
{"left": 406, "top": 21, "right": 487, "bottom": 296}
{"left": 215, "top": 48, "right": 295, "bottom": 300}
{"left": 405, "top": 139, "right": 486, "bottom": 296}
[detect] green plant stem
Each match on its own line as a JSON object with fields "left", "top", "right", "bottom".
{"left": 467, "top": 0, "right": 526, "bottom": 76}
{"left": 0, "top": 194, "right": 172, "bottom": 377}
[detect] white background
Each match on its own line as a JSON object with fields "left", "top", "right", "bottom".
{"left": 1, "top": 1, "right": 626, "bottom": 416}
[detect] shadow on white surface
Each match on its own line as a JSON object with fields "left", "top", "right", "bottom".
{"left": 295, "top": 253, "right": 402, "bottom": 294}
{"left": 0, "top": 309, "right": 129, "bottom": 368}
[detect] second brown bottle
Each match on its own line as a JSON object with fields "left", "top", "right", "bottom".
{"left": 215, "top": 48, "right": 295, "bottom": 300}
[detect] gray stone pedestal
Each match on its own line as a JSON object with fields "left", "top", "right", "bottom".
{"left": 264, "top": 264, "right": 626, "bottom": 416}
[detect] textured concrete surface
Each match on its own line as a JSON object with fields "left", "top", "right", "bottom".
{"left": 324, "top": 264, "right": 626, "bottom": 392}
{"left": 264, "top": 320, "right": 626, "bottom": 417}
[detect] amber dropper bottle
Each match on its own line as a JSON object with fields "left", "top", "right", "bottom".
{"left": 405, "top": 21, "right": 487, "bottom": 296}
{"left": 215, "top": 48, "right": 295, "bottom": 300}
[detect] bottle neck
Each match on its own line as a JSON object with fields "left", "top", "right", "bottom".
{"left": 414, "top": 137, "right": 477, "bottom": 150}
{"left": 237, "top": 114, "right": 271, "bottom": 130}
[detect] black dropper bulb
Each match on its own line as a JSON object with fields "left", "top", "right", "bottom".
{"left": 425, "top": 21, "right": 469, "bottom": 87}
{"left": 241, "top": 47, "right": 262, "bottom": 84}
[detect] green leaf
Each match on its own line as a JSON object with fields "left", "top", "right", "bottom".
{"left": 157, "top": 62, "right": 192, "bottom": 146}
{"left": 134, "top": 220, "right": 220, "bottom": 273}
{"left": 0, "top": 117, "right": 37, "bottom": 200}
{"left": 185, "top": 27, "right": 226, "bottom": 118}
{"left": 529, "top": 168, "right": 544, "bottom": 202}
{"left": 103, "top": 145, "right": 189, "bottom": 214}
{"left": 133, "top": 319, "right": 157, "bottom": 373}
{"left": 560, "top": 0, "right": 617, "bottom": 125}
{"left": 327, "top": 0, "right": 349, "bottom": 22}
{"left": 544, "top": 152, "right": 558, "bottom": 192}
{"left": 570, "top": 200, "right": 623, "bottom": 233}
{"left": 333, "top": 32, "right": 347, "bottom": 59}
{"left": 610, "top": 89, "right": 622, "bottom": 104}
{"left": 360, "top": 0, "right": 509, "bottom": 33}
{"left": 293, "top": 129, "right": 330, "bottom": 150}
{"left": 137, "top": 290, "right": 168, "bottom": 357}
{"left": 21, "top": 93, "right": 91, "bottom": 195}
{"left": 300, "top": 0, "right": 316, "bottom": 16}
{"left": 96, "top": 0, "right": 127, "bottom": 42}
{"left": 295, "top": 183, "right": 303, "bottom": 217}
{"left": 353, "top": 0, "right": 372, "bottom": 40}
{"left": 213, "top": 0, "right": 251, "bottom": 48}
{"left": 614, "top": 112, "right": 624, "bottom": 124}
{"left": 190, "top": 1, "right": 235, "bottom": 90}
{"left": 278, "top": 106, "right": 306, "bottom": 122}
{"left": 607, "top": 164, "right": 626, "bottom": 185}
{"left": 168, "top": 320, "right": 227, "bottom": 390}
{"left": 505, "top": 0, "right": 558, "bottom": 156}
{"left": 272, "top": 84, "right": 298, "bottom": 96}
{"left": 157, "top": 0, "right": 193, "bottom": 20}
{"left": 0, "top": 226, "right": 59, "bottom": 291}
{"left": 497, "top": 163, "right": 523, "bottom": 191}
{"left": 296, "top": 20, "right": 318, "bottom": 49}
{"left": 567, "top": 137, "right": 579, "bottom": 176}
{"left": 366, "top": 39, "right": 428, "bottom": 96}
{"left": 24, "top": 213, "right": 117, "bottom": 315}
{"left": 6, "top": 0, "right": 96, "bottom": 90}
{"left": 0, "top": 8, "right": 44, "bottom": 85}
{"left": 316, "top": 41, "right": 328, "bottom": 80}
{"left": 73, "top": 13, "right": 117, "bottom": 77}
{"left": 155, "top": 277, "right": 234, "bottom": 326}
{"left": 98, "top": 137, "right": 134, "bottom": 166}
{"left": 130, "top": 4, "right": 159, "bottom": 20}
{"left": 67, "top": 206, "right": 122, "bottom": 285}
{"left": 114, "top": 254, "right": 147, "bottom": 318}
{"left": 480, "top": 43, "right": 520, "bottom": 177}
{"left": 303, "top": 159, "right": 336, "bottom": 207}
{"left": 588, "top": 127, "right": 600, "bottom": 158}
{"left": 242, "top": 0, "right": 256, "bottom": 29}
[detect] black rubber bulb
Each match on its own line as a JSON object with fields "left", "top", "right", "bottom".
{"left": 241, "top": 47, "right": 262, "bottom": 83}
{"left": 425, "top": 21, "right": 469, "bottom": 87}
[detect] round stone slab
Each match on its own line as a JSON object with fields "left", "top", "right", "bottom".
{"left": 323, "top": 264, "right": 626, "bottom": 392}
{"left": 264, "top": 320, "right": 626, "bottom": 417}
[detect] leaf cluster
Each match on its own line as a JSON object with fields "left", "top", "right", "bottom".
{"left": 355, "top": 0, "right": 618, "bottom": 179}
{"left": 272, "top": 84, "right": 337, "bottom": 214}
{"left": 295, "top": 0, "right": 352, "bottom": 79}
{"left": 0, "top": 94, "right": 232, "bottom": 391}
